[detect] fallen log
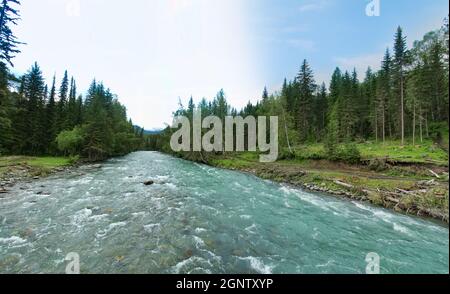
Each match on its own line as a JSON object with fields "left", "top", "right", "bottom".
{"left": 395, "top": 188, "right": 420, "bottom": 197}
{"left": 385, "top": 196, "right": 400, "bottom": 204}
{"left": 428, "top": 169, "right": 441, "bottom": 179}
{"left": 334, "top": 180, "right": 354, "bottom": 189}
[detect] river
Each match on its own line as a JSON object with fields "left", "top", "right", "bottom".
{"left": 0, "top": 152, "right": 448, "bottom": 273}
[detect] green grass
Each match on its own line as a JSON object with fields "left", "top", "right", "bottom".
{"left": 0, "top": 156, "right": 72, "bottom": 178}
{"left": 27, "top": 157, "right": 72, "bottom": 168}
{"left": 0, "top": 156, "right": 71, "bottom": 168}
{"left": 358, "top": 140, "right": 448, "bottom": 165}
{"left": 284, "top": 139, "right": 448, "bottom": 166}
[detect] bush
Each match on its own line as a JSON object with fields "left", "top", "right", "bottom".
{"left": 327, "top": 143, "right": 361, "bottom": 164}
{"left": 68, "top": 155, "right": 80, "bottom": 165}
{"left": 279, "top": 149, "right": 296, "bottom": 160}
{"left": 429, "top": 122, "right": 448, "bottom": 144}
{"left": 338, "top": 143, "right": 361, "bottom": 164}
{"left": 368, "top": 158, "right": 388, "bottom": 172}
{"left": 56, "top": 127, "right": 84, "bottom": 156}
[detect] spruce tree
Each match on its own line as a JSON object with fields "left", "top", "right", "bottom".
{"left": 45, "top": 75, "right": 57, "bottom": 151}
{"left": 393, "top": 26, "right": 408, "bottom": 145}
{"left": 296, "top": 59, "right": 316, "bottom": 142}
{"left": 23, "top": 62, "right": 46, "bottom": 154}
{"left": 0, "top": 0, "right": 21, "bottom": 66}
{"left": 56, "top": 70, "right": 69, "bottom": 133}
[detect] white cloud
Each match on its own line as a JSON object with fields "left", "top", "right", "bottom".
{"left": 298, "top": 1, "right": 329, "bottom": 13}
{"left": 15, "top": 0, "right": 264, "bottom": 129}
{"left": 334, "top": 53, "right": 383, "bottom": 77}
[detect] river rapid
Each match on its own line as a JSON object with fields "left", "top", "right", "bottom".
{"left": 0, "top": 152, "right": 448, "bottom": 273}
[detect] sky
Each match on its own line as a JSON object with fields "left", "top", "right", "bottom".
{"left": 12, "top": 0, "right": 449, "bottom": 129}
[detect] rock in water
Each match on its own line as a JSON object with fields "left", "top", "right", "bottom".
{"left": 143, "top": 180, "right": 154, "bottom": 186}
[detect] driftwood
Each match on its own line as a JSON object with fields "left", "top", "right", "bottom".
{"left": 418, "top": 208, "right": 449, "bottom": 222}
{"left": 395, "top": 188, "right": 420, "bottom": 197}
{"left": 334, "top": 180, "right": 354, "bottom": 189}
{"left": 385, "top": 196, "right": 400, "bottom": 204}
{"left": 428, "top": 169, "right": 441, "bottom": 179}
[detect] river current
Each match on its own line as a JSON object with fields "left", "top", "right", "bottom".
{"left": 0, "top": 152, "right": 448, "bottom": 273}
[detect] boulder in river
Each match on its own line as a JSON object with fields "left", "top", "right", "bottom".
{"left": 143, "top": 180, "right": 154, "bottom": 186}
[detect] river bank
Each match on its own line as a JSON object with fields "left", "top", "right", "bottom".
{"left": 1, "top": 151, "right": 448, "bottom": 273}
{"left": 2, "top": 152, "right": 448, "bottom": 223}
{"left": 0, "top": 156, "right": 78, "bottom": 194}
{"left": 173, "top": 151, "right": 449, "bottom": 223}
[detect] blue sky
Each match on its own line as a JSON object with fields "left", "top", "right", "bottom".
{"left": 12, "top": 0, "right": 449, "bottom": 129}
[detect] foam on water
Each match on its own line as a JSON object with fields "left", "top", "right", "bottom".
{"left": 0, "top": 152, "right": 448, "bottom": 274}
{"left": 238, "top": 256, "right": 274, "bottom": 274}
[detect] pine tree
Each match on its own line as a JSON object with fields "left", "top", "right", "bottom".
{"left": 23, "top": 62, "right": 46, "bottom": 154}
{"left": 0, "top": 61, "right": 12, "bottom": 153}
{"left": 314, "top": 82, "right": 328, "bottom": 137}
{"left": 56, "top": 70, "right": 69, "bottom": 132}
{"left": 393, "top": 26, "right": 408, "bottom": 145}
{"left": 363, "top": 67, "right": 377, "bottom": 140}
{"left": 296, "top": 59, "right": 316, "bottom": 142}
{"left": 262, "top": 86, "right": 269, "bottom": 102}
{"left": 0, "top": 0, "right": 22, "bottom": 66}
{"left": 378, "top": 48, "right": 393, "bottom": 143}
{"left": 44, "top": 75, "right": 57, "bottom": 151}
{"left": 67, "top": 77, "right": 77, "bottom": 129}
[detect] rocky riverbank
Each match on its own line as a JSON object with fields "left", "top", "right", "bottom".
{"left": 0, "top": 157, "right": 76, "bottom": 195}
{"left": 179, "top": 152, "right": 449, "bottom": 223}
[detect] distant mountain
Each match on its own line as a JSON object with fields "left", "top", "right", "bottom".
{"left": 143, "top": 129, "right": 163, "bottom": 135}
{"left": 134, "top": 126, "right": 163, "bottom": 135}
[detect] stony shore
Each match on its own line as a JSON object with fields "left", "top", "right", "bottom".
{"left": 202, "top": 154, "right": 449, "bottom": 224}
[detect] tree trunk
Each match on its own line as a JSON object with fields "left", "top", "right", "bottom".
{"left": 412, "top": 97, "right": 416, "bottom": 146}
{"left": 282, "top": 107, "right": 293, "bottom": 154}
{"left": 400, "top": 76, "right": 405, "bottom": 145}
{"left": 375, "top": 108, "right": 378, "bottom": 142}
{"left": 382, "top": 105, "right": 386, "bottom": 144}
{"left": 420, "top": 117, "right": 423, "bottom": 143}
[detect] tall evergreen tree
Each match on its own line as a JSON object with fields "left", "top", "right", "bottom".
{"left": 393, "top": 26, "right": 408, "bottom": 145}
{"left": 23, "top": 62, "right": 46, "bottom": 154}
{"left": 295, "top": 59, "right": 316, "bottom": 142}
{"left": 56, "top": 70, "right": 69, "bottom": 132}
{"left": 44, "top": 75, "right": 57, "bottom": 151}
{"left": 0, "top": 0, "right": 21, "bottom": 66}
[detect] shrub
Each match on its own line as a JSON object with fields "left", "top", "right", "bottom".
{"left": 368, "top": 158, "right": 388, "bottom": 172}
{"left": 326, "top": 143, "right": 361, "bottom": 164}
{"left": 56, "top": 127, "right": 84, "bottom": 156}
{"left": 279, "top": 149, "right": 296, "bottom": 160}
{"left": 338, "top": 143, "right": 361, "bottom": 164}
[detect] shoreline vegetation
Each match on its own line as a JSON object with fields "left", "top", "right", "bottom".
{"left": 143, "top": 20, "right": 449, "bottom": 224}
{"left": 1, "top": 3, "right": 449, "bottom": 223}
{"left": 2, "top": 144, "right": 448, "bottom": 224}
{"left": 0, "top": 156, "right": 75, "bottom": 193}
{"left": 165, "top": 145, "right": 449, "bottom": 224}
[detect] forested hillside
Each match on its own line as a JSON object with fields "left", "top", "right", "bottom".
{"left": 0, "top": 0, "right": 144, "bottom": 161}
{"left": 149, "top": 19, "right": 449, "bottom": 164}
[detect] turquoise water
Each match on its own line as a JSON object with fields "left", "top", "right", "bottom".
{"left": 0, "top": 152, "right": 448, "bottom": 273}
